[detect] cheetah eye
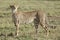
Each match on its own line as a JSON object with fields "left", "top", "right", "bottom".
{"left": 10, "top": 5, "right": 15, "bottom": 9}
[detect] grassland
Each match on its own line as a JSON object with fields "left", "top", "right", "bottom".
{"left": 0, "top": 0, "right": 60, "bottom": 40}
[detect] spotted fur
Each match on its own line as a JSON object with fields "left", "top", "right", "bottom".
{"left": 10, "top": 5, "right": 49, "bottom": 36}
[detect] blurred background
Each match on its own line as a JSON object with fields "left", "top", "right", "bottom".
{"left": 0, "top": 0, "right": 60, "bottom": 40}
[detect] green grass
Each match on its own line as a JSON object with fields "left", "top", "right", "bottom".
{"left": 0, "top": 0, "right": 60, "bottom": 40}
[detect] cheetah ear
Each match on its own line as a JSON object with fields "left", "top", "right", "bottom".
{"left": 15, "top": 5, "right": 19, "bottom": 9}
{"left": 9, "top": 4, "right": 15, "bottom": 8}
{"left": 6, "top": 4, "right": 13, "bottom": 10}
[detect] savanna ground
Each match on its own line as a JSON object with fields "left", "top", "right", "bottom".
{"left": 0, "top": 0, "right": 60, "bottom": 40}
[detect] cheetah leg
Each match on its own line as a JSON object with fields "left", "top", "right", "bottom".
{"left": 14, "top": 20, "right": 19, "bottom": 36}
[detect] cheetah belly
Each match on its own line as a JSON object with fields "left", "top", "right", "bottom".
{"left": 19, "top": 17, "right": 35, "bottom": 24}
{"left": 25, "top": 17, "right": 35, "bottom": 24}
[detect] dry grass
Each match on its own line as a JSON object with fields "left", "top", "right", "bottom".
{"left": 0, "top": 0, "right": 60, "bottom": 40}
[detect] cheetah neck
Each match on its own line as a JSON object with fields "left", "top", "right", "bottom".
{"left": 12, "top": 8, "right": 18, "bottom": 13}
